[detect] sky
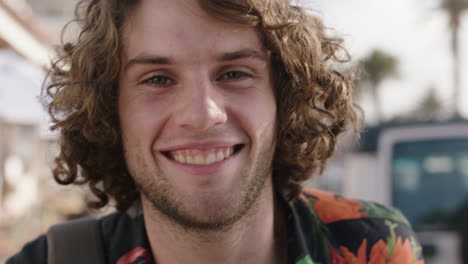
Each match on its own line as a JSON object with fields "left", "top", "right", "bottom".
{"left": 306, "top": 0, "right": 468, "bottom": 122}
{"left": 0, "top": 49, "right": 46, "bottom": 124}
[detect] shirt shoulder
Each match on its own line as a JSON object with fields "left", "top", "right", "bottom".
{"left": 301, "top": 188, "right": 410, "bottom": 225}
{"left": 6, "top": 235, "right": 47, "bottom": 264}
{"left": 6, "top": 209, "right": 152, "bottom": 264}
{"left": 5, "top": 212, "right": 122, "bottom": 264}
{"left": 299, "top": 188, "right": 424, "bottom": 263}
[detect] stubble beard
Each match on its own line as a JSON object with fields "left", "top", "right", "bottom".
{"left": 130, "top": 142, "right": 275, "bottom": 232}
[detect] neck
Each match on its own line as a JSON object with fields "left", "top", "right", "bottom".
{"left": 141, "top": 181, "right": 287, "bottom": 264}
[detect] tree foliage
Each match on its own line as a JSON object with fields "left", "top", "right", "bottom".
{"left": 355, "top": 49, "right": 399, "bottom": 123}
{"left": 439, "top": 0, "right": 468, "bottom": 116}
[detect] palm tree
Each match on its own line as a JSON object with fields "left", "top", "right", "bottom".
{"left": 411, "top": 87, "right": 445, "bottom": 120}
{"left": 390, "top": 87, "right": 447, "bottom": 121}
{"left": 358, "top": 49, "right": 398, "bottom": 123}
{"left": 440, "top": 0, "right": 468, "bottom": 117}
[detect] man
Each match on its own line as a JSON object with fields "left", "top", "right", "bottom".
{"left": 8, "top": 0, "right": 424, "bottom": 263}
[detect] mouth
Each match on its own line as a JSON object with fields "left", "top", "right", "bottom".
{"left": 161, "top": 144, "right": 244, "bottom": 165}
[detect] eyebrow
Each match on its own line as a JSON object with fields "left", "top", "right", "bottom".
{"left": 123, "top": 48, "right": 267, "bottom": 72}
{"left": 216, "top": 48, "right": 267, "bottom": 62}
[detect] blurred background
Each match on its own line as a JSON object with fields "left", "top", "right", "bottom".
{"left": 0, "top": 0, "right": 467, "bottom": 263}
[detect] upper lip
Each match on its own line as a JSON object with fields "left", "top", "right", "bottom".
{"left": 157, "top": 141, "right": 244, "bottom": 152}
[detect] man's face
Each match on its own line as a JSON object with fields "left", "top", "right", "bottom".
{"left": 118, "top": 0, "right": 277, "bottom": 230}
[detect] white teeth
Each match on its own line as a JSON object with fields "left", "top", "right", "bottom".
{"left": 168, "top": 146, "right": 238, "bottom": 165}
{"left": 174, "top": 154, "right": 185, "bottom": 163}
{"left": 216, "top": 151, "right": 224, "bottom": 161}
{"left": 224, "top": 148, "right": 233, "bottom": 157}
{"left": 206, "top": 153, "right": 216, "bottom": 164}
{"left": 194, "top": 156, "right": 204, "bottom": 165}
{"left": 186, "top": 156, "right": 194, "bottom": 164}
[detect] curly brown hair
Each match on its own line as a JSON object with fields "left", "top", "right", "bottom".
{"left": 45, "top": 0, "right": 361, "bottom": 211}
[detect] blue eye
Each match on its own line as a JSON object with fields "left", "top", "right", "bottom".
{"left": 144, "top": 75, "right": 173, "bottom": 86}
{"left": 218, "top": 71, "right": 251, "bottom": 81}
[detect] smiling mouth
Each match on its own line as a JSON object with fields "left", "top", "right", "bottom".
{"left": 162, "top": 144, "right": 244, "bottom": 165}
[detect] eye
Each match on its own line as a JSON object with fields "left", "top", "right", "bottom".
{"left": 142, "top": 75, "right": 174, "bottom": 86}
{"left": 218, "top": 71, "right": 251, "bottom": 81}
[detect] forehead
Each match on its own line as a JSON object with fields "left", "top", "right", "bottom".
{"left": 122, "top": 0, "right": 265, "bottom": 62}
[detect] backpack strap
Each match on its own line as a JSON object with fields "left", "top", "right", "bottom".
{"left": 46, "top": 217, "right": 105, "bottom": 264}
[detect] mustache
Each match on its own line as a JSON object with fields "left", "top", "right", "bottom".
{"left": 154, "top": 129, "right": 247, "bottom": 149}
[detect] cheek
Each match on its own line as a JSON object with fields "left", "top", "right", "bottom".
{"left": 256, "top": 103, "right": 277, "bottom": 145}
{"left": 230, "top": 90, "right": 277, "bottom": 143}
{"left": 118, "top": 93, "right": 170, "bottom": 151}
{"left": 256, "top": 94, "right": 277, "bottom": 146}
{"left": 251, "top": 88, "right": 277, "bottom": 128}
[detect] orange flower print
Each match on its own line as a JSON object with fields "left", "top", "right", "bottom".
{"left": 303, "top": 189, "right": 367, "bottom": 224}
{"left": 329, "top": 248, "right": 347, "bottom": 264}
{"left": 369, "top": 240, "right": 388, "bottom": 264}
{"left": 340, "top": 239, "right": 388, "bottom": 264}
{"left": 117, "top": 247, "right": 152, "bottom": 264}
{"left": 340, "top": 238, "right": 423, "bottom": 264}
{"left": 340, "top": 239, "right": 367, "bottom": 264}
{"left": 388, "top": 237, "right": 424, "bottom": 264}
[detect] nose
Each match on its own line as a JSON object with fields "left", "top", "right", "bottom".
{"left": 174, "top": 78, "right": 227, "bottom": 131}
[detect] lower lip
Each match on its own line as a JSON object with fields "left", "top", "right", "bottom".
{"left": 160, "top": 147, "right": 242, "bottom": 175}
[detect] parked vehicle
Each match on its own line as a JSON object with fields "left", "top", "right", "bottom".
{"left": 344, "top": 120, "right": 468, "bottom": 264}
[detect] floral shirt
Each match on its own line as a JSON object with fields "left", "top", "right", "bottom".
{"left": 7, "top": 189, "right": 424, "bottom": 264}
{"left": 297, "top": 189, "right": 424, "bottom": 264}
